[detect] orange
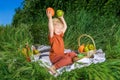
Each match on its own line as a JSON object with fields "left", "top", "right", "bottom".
{"left": 46, "top": 7, "right": 55, "bottom": 16}
{"left": 78, "top": 44, "right": 85, "bottom": 53}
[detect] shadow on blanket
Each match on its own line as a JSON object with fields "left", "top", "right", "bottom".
{"left": 32, "top": 45, "right": 106, "bottom": 77}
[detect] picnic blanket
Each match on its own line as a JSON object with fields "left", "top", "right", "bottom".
{"left": 31, "top": 45, "right": 106, "bottom": 77}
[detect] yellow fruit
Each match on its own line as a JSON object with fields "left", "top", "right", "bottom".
{"left": 33, "top": 50, "right": 39, "bottom": 54}
{"left": 84, "top": 46, "right": 89, "bottom": 52}
{"left": 88, "top": 44, "right": 95, "bottom": 50}
{"left": 22, "top": 48, "right": 27, "bottom": 56}
{"left": 22, "top": 48, "right": 32, "bottom": 57}
{"left": 56, "top": 10, "right": 64, "bottom": 17}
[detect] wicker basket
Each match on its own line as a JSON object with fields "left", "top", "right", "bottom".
{"left": 78, "top": 34, "right": 96, "bottom": 58}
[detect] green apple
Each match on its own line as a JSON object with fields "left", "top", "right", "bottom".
{"left": 56, "top": 10, "right": 64, "bottom": 17}
{"left": 84, "top": 46, "right": 89, "bottom": 52}
{"left": 88, "top": 44, "right": 95, "bottom": 50}
{"left": 77, "top": 54, "right": 85, "bottom": 58}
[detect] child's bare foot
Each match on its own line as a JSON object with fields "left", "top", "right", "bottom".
{"left": 49, "top": 66, "right": 57, "bottom": 75}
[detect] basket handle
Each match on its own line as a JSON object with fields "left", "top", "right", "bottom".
{"left": 78, "top": 34, "right": 96, "bottom": 49}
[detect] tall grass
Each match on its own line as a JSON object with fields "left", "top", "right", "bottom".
{"left": 105, "top": 24, "right": 120, "bottom": 59}
{"left": 0, "top": 24, "right": 33, "bottom": 65}
{"left": 0, "top": 24, "right": 33, "bottom": 51}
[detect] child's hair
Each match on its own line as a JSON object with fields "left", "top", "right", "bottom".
{"left": 52, "top": 18, "right": 63, "bottom": 25}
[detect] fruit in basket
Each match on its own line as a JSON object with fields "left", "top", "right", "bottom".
{"left": 78, "top": 44, "right": 85, "bottom": 52}
{"left": 56, "top": 10, "right": 64, "bottom": 17}
{"left": 88, "top": 44, "right": 95, "bottom": 50}
{"left": 84, "top": 46, "right": 89, "bottom": 52}
{"left": 46, "top": 7, "right": 55, "bottom": 16}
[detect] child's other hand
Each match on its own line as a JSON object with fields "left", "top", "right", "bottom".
{"left": 46, "top": 10, "right": 52, "bottom": 19}
{"left": 58, "top": 15, "right": 64, "bottom": 20}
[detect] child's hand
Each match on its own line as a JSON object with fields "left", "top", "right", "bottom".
{"left": 58, "top": 15, "right": 64, "bottom": 22}
{"left": 46, "top": 10, "right": 52, "bottom": 19}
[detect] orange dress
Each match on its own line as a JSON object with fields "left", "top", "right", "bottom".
{"left": 49, "top": 33, "right": 77, "bottom": 69}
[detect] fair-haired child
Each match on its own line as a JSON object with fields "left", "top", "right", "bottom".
{"left": 46, "top": 10, "right": 79, "bottom": 75}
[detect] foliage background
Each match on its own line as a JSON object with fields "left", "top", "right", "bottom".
{"left": 0, "top": 0, "right": 120, "bottom": 80}
{"left": 12, "top": 0, "right": 120, "bottom": 44}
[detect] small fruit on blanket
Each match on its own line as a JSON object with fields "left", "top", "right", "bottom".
{"left": 56, "top": 10, "right": 64, "bottom": 17}
{"left": 22, "top": 48, "right": 32, "bottom": 57}
{"left": 84, "top": 46, "right": 89, "bottom": 52}
{"left": 33, "top": 50, "right": 39, "bottom": 54}
{"left": 88, "top": 44, "right": 95, "bottom": 50}
{"left": 78, "top": 44, "right": 85, "bottom": 52}
{"left": 46, "top": 7, "right": 55, "bottom": 16}
{"left": 77, "top": 54, "right": 85, "bottom": 58}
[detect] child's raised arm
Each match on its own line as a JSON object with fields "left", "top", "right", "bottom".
{"left": 46, "top": 10, "right": 54, "bottom": 38}
{"left": 59, "top": 16, "right": 67, "bottom": 34}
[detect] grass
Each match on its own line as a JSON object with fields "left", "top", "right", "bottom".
{"left": 0, "top": 9, "right": 120, "bottom": 80}
{"left": 0, "top": 24, "right": 33, "bottom": 51}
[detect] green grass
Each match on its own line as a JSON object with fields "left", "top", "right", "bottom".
{"left": 0, "top": 9, "right": 120, "bottom": 80}
{"left": 0, "top": 24, "right": 33, "bottom": 51}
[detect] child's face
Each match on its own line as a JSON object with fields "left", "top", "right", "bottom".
{"left": 53, "top": 22, "right": 63, "bottom": 35}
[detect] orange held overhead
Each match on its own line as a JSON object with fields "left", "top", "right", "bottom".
{"left": 46, "top": 7, "right": 55, "bottom": 16}
{"left": 78, "top": 44, "right": 85, "bottom": 53}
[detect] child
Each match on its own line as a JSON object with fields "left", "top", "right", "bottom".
{"left": 46, "top": 10, "right": 80, "bottom": 74}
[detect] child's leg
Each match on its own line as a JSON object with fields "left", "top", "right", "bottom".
{"left": 50, "top": 55, "right": 63, "bottom": 64}
{"left": 54, "top": 52, "right": 76, "bottom": 69}
{"left": 67, "top": 52, "right": 77, "bottom": 58}
{"left": 49, "top": 55, "right": 64, "bottom": 74}
{"left": 49, "top": 52, "right": 77, "bottom": 74}
{"left": 49, "top": 65, "right": 57, "bottom": 75}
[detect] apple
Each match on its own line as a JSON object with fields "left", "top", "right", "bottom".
{"left": 84, "top": 46, "right": 89, "bottom": 52}
{"left": 77, "top": 54, "right": 85, "bottom": 58}
{"left": 88, "top": 44, "right": 95, "bottom": 50}
{"left": 56, "top": 10, "right": 64, "bottom": 17}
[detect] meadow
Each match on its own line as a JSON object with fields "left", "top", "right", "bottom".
{"left": 0, "top": 9, "right": 120, "bottom": 80}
